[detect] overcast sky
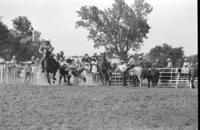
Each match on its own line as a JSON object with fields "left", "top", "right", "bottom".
{"left": 0, "top": 0, "right": 197, "bottom": 56}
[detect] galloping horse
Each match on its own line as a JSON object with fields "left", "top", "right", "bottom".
{"left": 43, "top": 51, "right": 59, "bottom": 85}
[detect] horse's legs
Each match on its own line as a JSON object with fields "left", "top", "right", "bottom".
{"left": 147, "top": 78, "right": 150, "bottom": 88}
{"left": 99, "top": 72, "right": 104, "bottom": 85}
{"left": 63, "top": 75, "right": 67, "bottom": 83}
{"left": 138, "top": 76, "right": 142, "bottom": 87}
{"left": 46, "top": 73, "right": 51, "bottom": 85}
{"left": 67, "top": 75, "right": 71, "bottom": 85}
{"left": 59, "top": 75, "right": 62, "bottom": 85}
{"left": 190, "top": 79, "right": 195, "bottom": 89}
{"left": 52, "top": 72, "right": 57, "bottom": 84}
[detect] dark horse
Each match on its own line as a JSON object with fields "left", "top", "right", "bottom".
{"left": 98, "top": 56, "right": 116, "bottom": 86}
{"left": 188, "top": 64, "right": 198, "bottom": 88}
{"left": 141, "top": 67, "right": 160, "bottom": 87}
{"left": 43, "top": 51, "right": 59, "bottom": 85}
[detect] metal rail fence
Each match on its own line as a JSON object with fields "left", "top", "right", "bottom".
{"left": 0, "top": 65, "right": 198, "bottom": 87}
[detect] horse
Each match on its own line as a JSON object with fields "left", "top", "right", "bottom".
{"left": 128, "top": 66, "right": 143, "bottom": 87}
{"left": 43, "top": 51, "right": 59, "bottom": 85}
{"left": 97, "top": 56, "right": 113, "bottom": 86}
{"left": 141, "top": 67, "right": 160, "bottom": 87}
{"left": 188, "top": 65, "right": 198, "bottom": 89}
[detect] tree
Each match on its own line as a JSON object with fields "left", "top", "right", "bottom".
{"left": 0, "top": 18, "right": 14, "bottom": 59}
{"left": 0, "top": 16, "right": 43, "bottom": 61}
{"left": 148, "top": 43, "right": 184, "bottom": 67}
{"left": 76, "top": 0, "right": 153, "bottom": 62}
{"left": 0, "top": 17, "right": 9, "bottom": 44}
{"left": 187, "top": 54, "right": 198, "bottom": 64}
{"left": 12, "top": 16, "right": 33, "bottom": 38}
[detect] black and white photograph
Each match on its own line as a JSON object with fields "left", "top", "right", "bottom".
{"left": 0, "top": 0, "right": 198, "bottom": 129}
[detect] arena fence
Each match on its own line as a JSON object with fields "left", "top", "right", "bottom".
{"left": 0, "top": 64, "right": 198, "bottom": 88}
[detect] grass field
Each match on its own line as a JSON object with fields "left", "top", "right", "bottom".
{"left": 0, "top": 84, "right": 198, "bottom": 130}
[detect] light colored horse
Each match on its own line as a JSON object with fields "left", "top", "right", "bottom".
{"left": 129, "top": 66, "right": 143, "bottom": 87}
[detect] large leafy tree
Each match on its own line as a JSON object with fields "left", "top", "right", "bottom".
{"left": 0, "top": 16, "right": 43, "bottom": 61}
{"left": 0, "top": 18, "right": 14, "bottom": 59}
{"left": 76, "top": 0, "right": 153, "bottom": 61}
{"left": 12, "top": 16, "right": 33, "bottom": 38}
{"left": 148, "top": 43, "right": 184, "bottom": 67}
{"left": 187, "top": 54, "right": 198, "bottom": 64}
{"left": 11, "top": 16, "right": 43, "bottom": 61}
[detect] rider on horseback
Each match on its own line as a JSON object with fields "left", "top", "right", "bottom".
{"left": 39, "top": 40, "right": 54, "bottom": 72}
{"left": 126, "top": 54, "right": 136, "bottom": 71}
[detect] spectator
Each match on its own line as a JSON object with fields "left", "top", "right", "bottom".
{"left": 183, "top": 58, "right": 191, "bottom": 69}
{"left": 152, "top": 59, "right": 159, "bottom": 68}
{"left": 91, "top": 53, "right": 98, "bottom": 61}
{"left": 10, "top": 55, "right": 17, "bottom": 64}
{"left": 118, "top": 60, "right": 127, "bottom": 86}
{"left": 167, "top": 58, "right": 172, "bottom": 68}
{"left": 35, "top": 58, "right": 40, "bottom": 66}
{"left": 24, "top": 62, "right": 32, "bottom": 83}
{"left": 30, "top": 56, "right": 36, "bottom": 65}
{"left": 181, "top": 58, "right": 190, "bottom": 74}
{"left": 82, "top": 53, "right": 91, "bottom": 64}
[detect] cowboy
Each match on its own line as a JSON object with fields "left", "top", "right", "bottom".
{"left": 137, "top": 56, "right": 145, "bottom": 67}
{"left": 39, "top": 40, "right": 54, "bottom": 72}
{"left": 127, "top": 54, "right": 136, "bottom": 71}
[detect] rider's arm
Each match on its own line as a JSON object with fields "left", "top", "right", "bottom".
{"left": 39, "top": 45, "right": 44, "bottom": 54}
{"left": 50, "top": 46, "right": 54, "bottom": 52}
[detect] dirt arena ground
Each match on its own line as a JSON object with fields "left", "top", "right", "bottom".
{"left": 0, "top": 84, "right": 198, "bottom": 130}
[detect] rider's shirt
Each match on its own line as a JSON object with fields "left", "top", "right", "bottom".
{"left": 39, "top": 44, "right": 54, "bottom": 57}
{"left": 118, "top": 63, "right": 127, "bottom": 72}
